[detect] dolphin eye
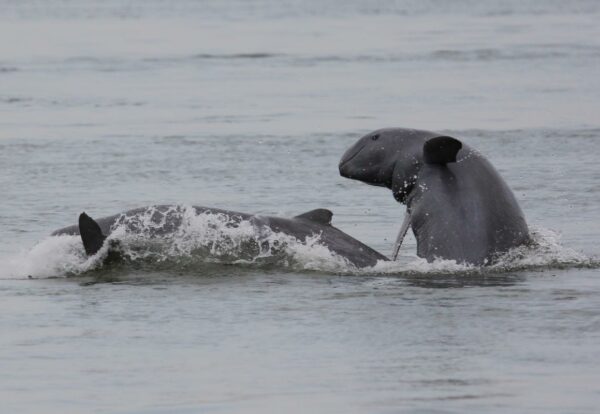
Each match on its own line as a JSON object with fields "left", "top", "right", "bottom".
{"left": 371, "top": 134, "right": 380, "bottom": 141}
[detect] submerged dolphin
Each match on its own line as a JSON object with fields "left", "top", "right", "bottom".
{"left": 52, "top": 205, "right": 389, "bottom": 268}
{"left": 339, "top": 128, "right": 529, "bottom": 265}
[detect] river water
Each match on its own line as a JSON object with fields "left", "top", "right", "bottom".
{"left": 1, "top": 1, "right": 599, "bottom": 413}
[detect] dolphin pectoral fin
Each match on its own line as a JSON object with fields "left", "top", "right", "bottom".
{"left": 78, "top": 212, "right": 107, "bottom": 255}
{"left": 423, "top": 136, "right": 462, "bottom": 164}
{"left": 294, "top": 208, "right": 333, "bottom": 225}
{"left": 392, "top": 210, "right": 411, "bottom": 261}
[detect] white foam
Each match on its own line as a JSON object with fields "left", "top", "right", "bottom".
{"left": 106, "top": 205, "right": 352, "bottom": 271}
{"left": 0, "top": 208, "right": 595, "bottom": 280}
{"left": 490, "top": 226, "right": 592, "bottom": 271}
{"left": 355, "top": 225, "right": 595, "bottom": 276}
{"left": 0, "top": 235, "right": 100, "bottom": 279}
{"left": 364, "top": 256, "right": 474, "bottom": 275}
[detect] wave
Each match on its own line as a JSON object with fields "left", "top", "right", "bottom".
{"left": 192, "top": 53, "right": 281, "bottom": 60}
{"left": 20, "top": 44, "right": 600, "bottom": 75}
{"left": 0, "top": 206, "right": 595, "bottom": 280}
{"left": 293, "top": 46, "right": 600, "bottom": 65}
{"left": 0, "top": 66, "right": 19, "bottom": 73}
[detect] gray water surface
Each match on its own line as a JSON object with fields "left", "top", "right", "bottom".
{"left": 1, "top": 1, "right": 599, "bottom": 413}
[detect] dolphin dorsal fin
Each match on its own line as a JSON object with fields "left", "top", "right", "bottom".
{"left": 294, "top": 208, "right": 333, "bottom": 225}
{"left": 79, "top": 212, "right": 107, "bottom": 255}
{"left": 423, "top": 136, "right": 462, "bottom": 164}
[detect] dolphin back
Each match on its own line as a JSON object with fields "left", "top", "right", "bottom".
{"left": 51, "top": 205, "right": 388, "bottom": 268}
{"left": 410, "top": 145, "right": 529, "bottom": 265}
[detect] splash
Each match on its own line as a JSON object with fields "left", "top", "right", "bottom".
{"left": 107, "top": 206, "right": 352, "bottom": 272}
{"left": 1, "top": 235, "right": 102, "bottom": 279}
{"left": 0, "top": 207, "right": 596, "bottom": 280}
{"left": 489, "top": 226, "right": 594, "bottom": 271}
{"left": 360, "top": 225, "right": 596, "bottom": 276}
{"left": 0, "top": 206, "right": 352, "bottom": 279}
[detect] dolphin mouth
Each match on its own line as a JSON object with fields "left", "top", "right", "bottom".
{"left": 339, "top": 143, "right": 365, "bottom": 169}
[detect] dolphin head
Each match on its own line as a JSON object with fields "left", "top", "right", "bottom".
{"left": 339, "top": 128, "right": 461, "bottom": 203}
{"left": 338, "top": 128, "right": 401, "bottom": 188}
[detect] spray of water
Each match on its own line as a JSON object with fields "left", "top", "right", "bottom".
{"left": 0, "top": 206, "right": 595, "bottom": 279}
{"left": 366, "top": 225, "right": 595, "bottom": 276}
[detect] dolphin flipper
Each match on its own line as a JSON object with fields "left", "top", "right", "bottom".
{"left": 78, "top": 212, "right": 107, "bottom": 255}
{"left": 423, "top": 136, "right": 462, "bottom": 164}
{"left": 392, "top": 210, "right": 412, "bottom": 261}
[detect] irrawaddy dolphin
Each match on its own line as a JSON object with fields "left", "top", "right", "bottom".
{"left": 52, "top": 205, "right": 389, "bottom": 268}
{"left": 339, "top": 128, "right": 530, "bottom": 266}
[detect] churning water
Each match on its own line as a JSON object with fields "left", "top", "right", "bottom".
{"left": 1, "top": 1, "right": 599, "bottom": 413}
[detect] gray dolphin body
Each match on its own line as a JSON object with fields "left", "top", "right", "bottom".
{"left": 339, "top": 128, "right": 529, "bottom": 265}
{"left": 52, "top": 205, "right": 389, "bottom": 268}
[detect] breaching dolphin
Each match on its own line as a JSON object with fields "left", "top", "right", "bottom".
{"left": 52, "top": 205, "right": 389, "bottom": 268}
{"left": 339, "top": 128, "right": 530, "bottom": 265}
